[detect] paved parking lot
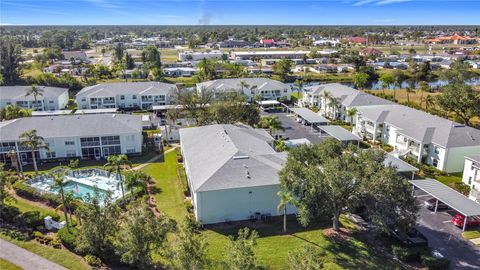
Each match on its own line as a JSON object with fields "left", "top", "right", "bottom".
{"left": 262, "top": 110, "right": 327, "bottom": 144}
{"left": 415, "top": 191, "right": 480, "bottom": 270}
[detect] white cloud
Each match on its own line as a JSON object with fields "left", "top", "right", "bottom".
{"left": 353, "top": 0, "right": 411, "bottom": 6}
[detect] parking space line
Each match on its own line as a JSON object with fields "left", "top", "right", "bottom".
{"left": 442, "top": 220, "right": 451, "bottom": 223}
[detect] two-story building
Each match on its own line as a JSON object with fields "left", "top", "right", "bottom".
{"left": 0, "top": 114, "right": 143, "bottom": 166}
{"left": 196, "top": 78, "right": 291, "bottom": 102}
{"left": 75, "top": 82, "right": 177, "bottom": 110}
{"left": 353, "top": 104, "right": 480, "bottom": 173}
{"left": 0, "top": 86, "right": 69, "bottom": 111}
{"left": 462, "top": 155, "right": 480, "bottom": 203}
{"left": 301, "top": 83, "right": 393, "bottom": 122}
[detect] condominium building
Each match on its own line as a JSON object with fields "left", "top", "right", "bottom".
{"left": 353, "top": 105, "right": 480, "bottom": 173}
{"left": 75, "top": 82, "right": 177, "bottom": 110}
{"left": 0, "top": 86, "right": 69, "bottom": 111}
{"left": 462, "top": 155, "right": 480, "bottom": 203}
{"left": 196, "top": 78, "right": 291, "bottom": 102}
{"left": 231, "top": 50, "right": 310, "bottom": 60}
{"left": 178, "top": 51, "right": 225, "bottom": 61}
{"left": 0, "top": 114, "right": 142, "bottom": 165}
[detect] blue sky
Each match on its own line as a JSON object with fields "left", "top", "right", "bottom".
{"left": 1, "top": 0, "right": 479, "bottom": 25}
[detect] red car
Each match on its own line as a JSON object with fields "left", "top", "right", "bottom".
{"left": 451, "top": 214, "right": 480, "bottom": 228}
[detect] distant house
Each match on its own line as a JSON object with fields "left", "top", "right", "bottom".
{"left": 424, "top": 34, "right": 477, "bottom": 45}
{"left": 218, "top": 39, "right": 255, "bottom": 48}
{"left": 0, "top": 85, "right": 69, "bottom": 111}
{"left": 62, "top": 51, "right": 89, "bottom": 63}
{"left": 196, "top": 78, "right": 291, "bottom": 102}
{"left": 360, "top": 48, "right": 383, "bottom": 57}
{"left": 178, "top": 51, "right": 225, "bottom": 61}
{"left": 75, "top": 82, "right": 177, "bottom": 110}
{"left": 346, "top": 37, "right": 367, "bottom": 44}
{"left": 260, "top": 39, "right": 276, "bottom": 47}
{"left": 462, "top": 155, "right": 480, "bottom": 203}
{"left": 180, "top": 124, "right": 294, "bottom": 224}
{"left": 313, "top": 39, "right": 340, "bottom": 47}
{"left": 163, "top": 67, "right": 197, "bottom": 77}
{"left": 0, "top": 114, "right": 142, "bottom": 165}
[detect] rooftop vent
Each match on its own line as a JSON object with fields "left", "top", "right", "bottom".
{"left": 233, "top": 155, "right": 249, "bottom": 160}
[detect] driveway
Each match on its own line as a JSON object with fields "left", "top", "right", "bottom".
{"left": 415, "top": 191, "right": 480, "bottom": 270}
{"left": 262, "top": 110, "right": 326, "bottom": 144}
{"left": 0, "top": 238, "right": 67, "bottom": 270}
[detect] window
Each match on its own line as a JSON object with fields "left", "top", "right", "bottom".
{"left": 46, "top": 151, "right": 56, "bottom": 158}
{"left": 434, "top": 147, "right": 440, "bottom": 155}
{"left": 120, "top": 95, "right": 125, "bottom": 100}
{"left": 49, "top": 100, "right": 54, "bottom": 103}
{"left": 132, "top": 95, "right": 137, "bottom": 100}
{"left": 66, "top": 150, "right": 77, "bottom": 157}
{"left": 127, "top": 148, "right": 136, "bottom": 153}
{"left": 65, "top": 140, "right": 75, "bottom": 146}
{"left": 81, "top": 98, "right": 86, "bottom": 102}
{"left": 469, "top": 176, "right": 472, "bottom": 184}
{"left": 432, "top": 159, "right": 438, "bottom": 167}
{"left": 101, "top": 136, "right": 120, "bottom": 145}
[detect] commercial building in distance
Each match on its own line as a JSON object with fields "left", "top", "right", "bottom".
{"left": 231, "top": 50, "right": 310, "bottom": 60}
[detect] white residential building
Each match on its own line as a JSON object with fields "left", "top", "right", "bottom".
{"left": 462, "top": 155, "right": 480, "bottom": 203}
{"left": 353, "top": 105, "right": 480, "bottom": 173}
{"left": 196, "top": 78, "right": 291, "bottom": 102}
{"left": 0, "top": 86, "right": 69, "bottom": 111}
{"left": 75, "top": 82, "right": 177, "bottom": 110}
{"left": 301, "top": 83, "right": 393, "bottom": 122}
{"left": 0, "top": 114, "right": 143, "bottom": 166}
{"left": 180, "top": 124, "right": 295, "bottom": 224}
{"left": 178, "top": 51, "right": 225, "bottom": 61}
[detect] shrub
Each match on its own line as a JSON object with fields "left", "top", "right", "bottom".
{"left": 452, "top": 182, "right": 470, "bottom": 196}
{"left": 33, "top": 231, "right": 60, "bottom": 248}
{"left": 421, "top": 255, "right": 450, "bottom": 270}
{"left": 17, "top": 211, "right": 43, "bottom": 228}
{"left": 0, "top": 205, "right": 21, "bottom": 222}
{"left": 58, "top": 226, "right": 78, "bottom": 250}
{"left": 0, "top": 227, "right": 31, "bottom": 241}
{"left": 84, "top": 254, "right": 102, "bottom": 266}
{"left": 13, "top": 181, "right": 61, "bottom": 207}
{"left": 392, "top": 245, "right": 429, "bottom": 262}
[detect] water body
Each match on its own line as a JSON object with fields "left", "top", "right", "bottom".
{"left": 290, "top": 77, "right": 480, "bottom": 91}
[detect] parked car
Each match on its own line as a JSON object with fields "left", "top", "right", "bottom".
{"left": 389, "top": 227, "right": 429, "bottom": 247}
{"left": 424, "top": 198, "right": 448, "bottom": 211}
{"left": 451, "top": 214, "right": 480, "bottom": 228}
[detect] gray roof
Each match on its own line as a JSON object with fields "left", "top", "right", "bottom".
{"left": 62, "top": 51, "right": 88, "bottom": 61}
{"left": 76, "top": 82, "right": 177, "bottom": 98}
{"left": 197, "top": 78, "right": 289, "bottom": 93}
{"left": 0, "top": 114, "right": 142, "bottom": 141}
{"left": 410, "top": 179, "right": 480, "bottom": 216}
{"left": 180, "top": 124, "right": 286, "bottom": 192}
{"left": 304, "top": 83, "right": 393, "bottom": 107}
{"left": 319, "top": 125, "right": 360, "bottom": 141}
{"left": 384, "top": 154, "right": 419, "bottom": 172}
{"left": 0, "top": 86, "right": 68, "bottom": 101}
{"left": 290, "top": 107, "right": 329, "bottom": 124}
{"left": 466, "top": 155, "right": 480, "bottom": 163}
{"left": 357, "top": 105, "right": 480, "bottom": 148}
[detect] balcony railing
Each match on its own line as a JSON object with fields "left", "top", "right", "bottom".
{"left": 80, "top": 141, "right": 100, "bottom": 147}
{"left": 0, "top": 146, "right": 16, "bottom": 152}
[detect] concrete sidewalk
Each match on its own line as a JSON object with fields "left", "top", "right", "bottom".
{"left": 0, "top": 239, "right": 67, "bottom": 270}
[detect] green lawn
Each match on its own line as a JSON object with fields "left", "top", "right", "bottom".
{"left": 141, "top": 149, "right": 188, "bottom": 222}
{"left": 463, "top": 230, "right": 480, "bottom": 246}
{"left": 7, "top": 196, "right": 63, "bottom": 220}
{"left": 141, "top": 148, "right": 402, "bottom": 269}
{"left": 0, "top": 258, "right": 23, "bottom": 270}
{"left": 0, "top": 234, "right": 90, "bottom": 270}
{"left": 436, "top": 173, "right": 463, "bottom": 186}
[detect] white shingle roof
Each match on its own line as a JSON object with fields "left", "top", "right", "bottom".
{"left": 0, "top": 86, "right": 68, "bottom": 101}
{"left": 180, "top": 124, "right": 286, "bottom": 192}
{"left": 0, "top": 114, "right": 142, "bottom": 141}
{"left": 76, "top": 82, "right": 177, "bottom": 98}
{"left": 197, "top": 78, "right": 289, "bottom": 93}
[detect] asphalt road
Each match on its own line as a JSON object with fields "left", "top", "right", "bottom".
{"left": 416, "top": 192, "right": 480, "bottom": 270}
{"left": 0, "top": 238, "right": 67, "bottom": 270}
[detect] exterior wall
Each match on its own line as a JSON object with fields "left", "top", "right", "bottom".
{"left": 76, "top": 93, "right": 173, "bottom": 109}
{"left": 197, "top": 85, "right": 291, "bottom": 102}
{"left": 444, "top": 146, "right": 480, "bottom": 173}
{"left": 194, "top": 185, "right": 296, "bottom": 224}
{"left": 462, "top": 158, "right": 480, "bottom": 202}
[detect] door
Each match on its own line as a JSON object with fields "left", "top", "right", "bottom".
{"left": 94, "top": 148, "right": 101, "bottom": 159}
{"left": 103, "top": 147, "right": 109, "bottom": 158}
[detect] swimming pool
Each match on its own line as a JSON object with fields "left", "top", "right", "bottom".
{"left": 27, "top": 169, "right": 124, "bottom": 202}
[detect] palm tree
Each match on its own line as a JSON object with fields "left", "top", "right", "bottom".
{"left": 51, "top": 172, "right": 69, "bottom": 227}
{"left": 346, "top": 107, "right": 358, "bottom": 127}
{"left": 425, "top": 95, "right": 434, "bottom": 112}
{"left": 239, "top": 80, "right": 250, "bottom": 95}
{"left": 327, "top": 96, "right": 340, "bottom": 119}
{"left": 25, "top": 85, "right": 44, "bottom": 111}
{"left": 104, "top": 154, "right": 131, "bottom": 205}
{"left": 405, "top": 87, "right": 415, "bottom": 104}
{"left": 294, "top": 79, "right": 304, "bottom": 98}
{"left": 419, "top": 81, "right": 430, "bottom": 109}
{"left": 125, "top": 171, "right": 150, "bottom": 199}
{"left": 6, "top": 150, "right": 22, "bottom": 173}
{"left": 321, "top": 90, "right": 331, "bottom": 114}
{"left": 19, "top": 129, "right": 48, "bottom": 176}
{"left": 277, "top": 191, "right": 294, "bottom": 233}
{"left": 56, "top": 191, "right": 75, "bottom": 222}
{"left": 260, "top": 116, "right": 284, "bottom": 135}
{"left": 2, "top": 105, "right": 31, "bottom": 120}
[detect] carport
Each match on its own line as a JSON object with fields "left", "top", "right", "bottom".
{"left": 384, "top": 153, "right": 419, "bottom": 180}
{"left": 288, "top": 107, "right": 329, "bottom": 131}
{"left": 318, "top": 125, "right": 360, "bottom": 146}
{"left": 410, "top": 179, "right": 480, "bottom": 231}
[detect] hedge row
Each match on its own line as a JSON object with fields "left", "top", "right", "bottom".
{"left": 13, "top": 181, "right": 62, "bottom": 208}
{"left": 392, "top": 245, "right": 450, "bottom": 270}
